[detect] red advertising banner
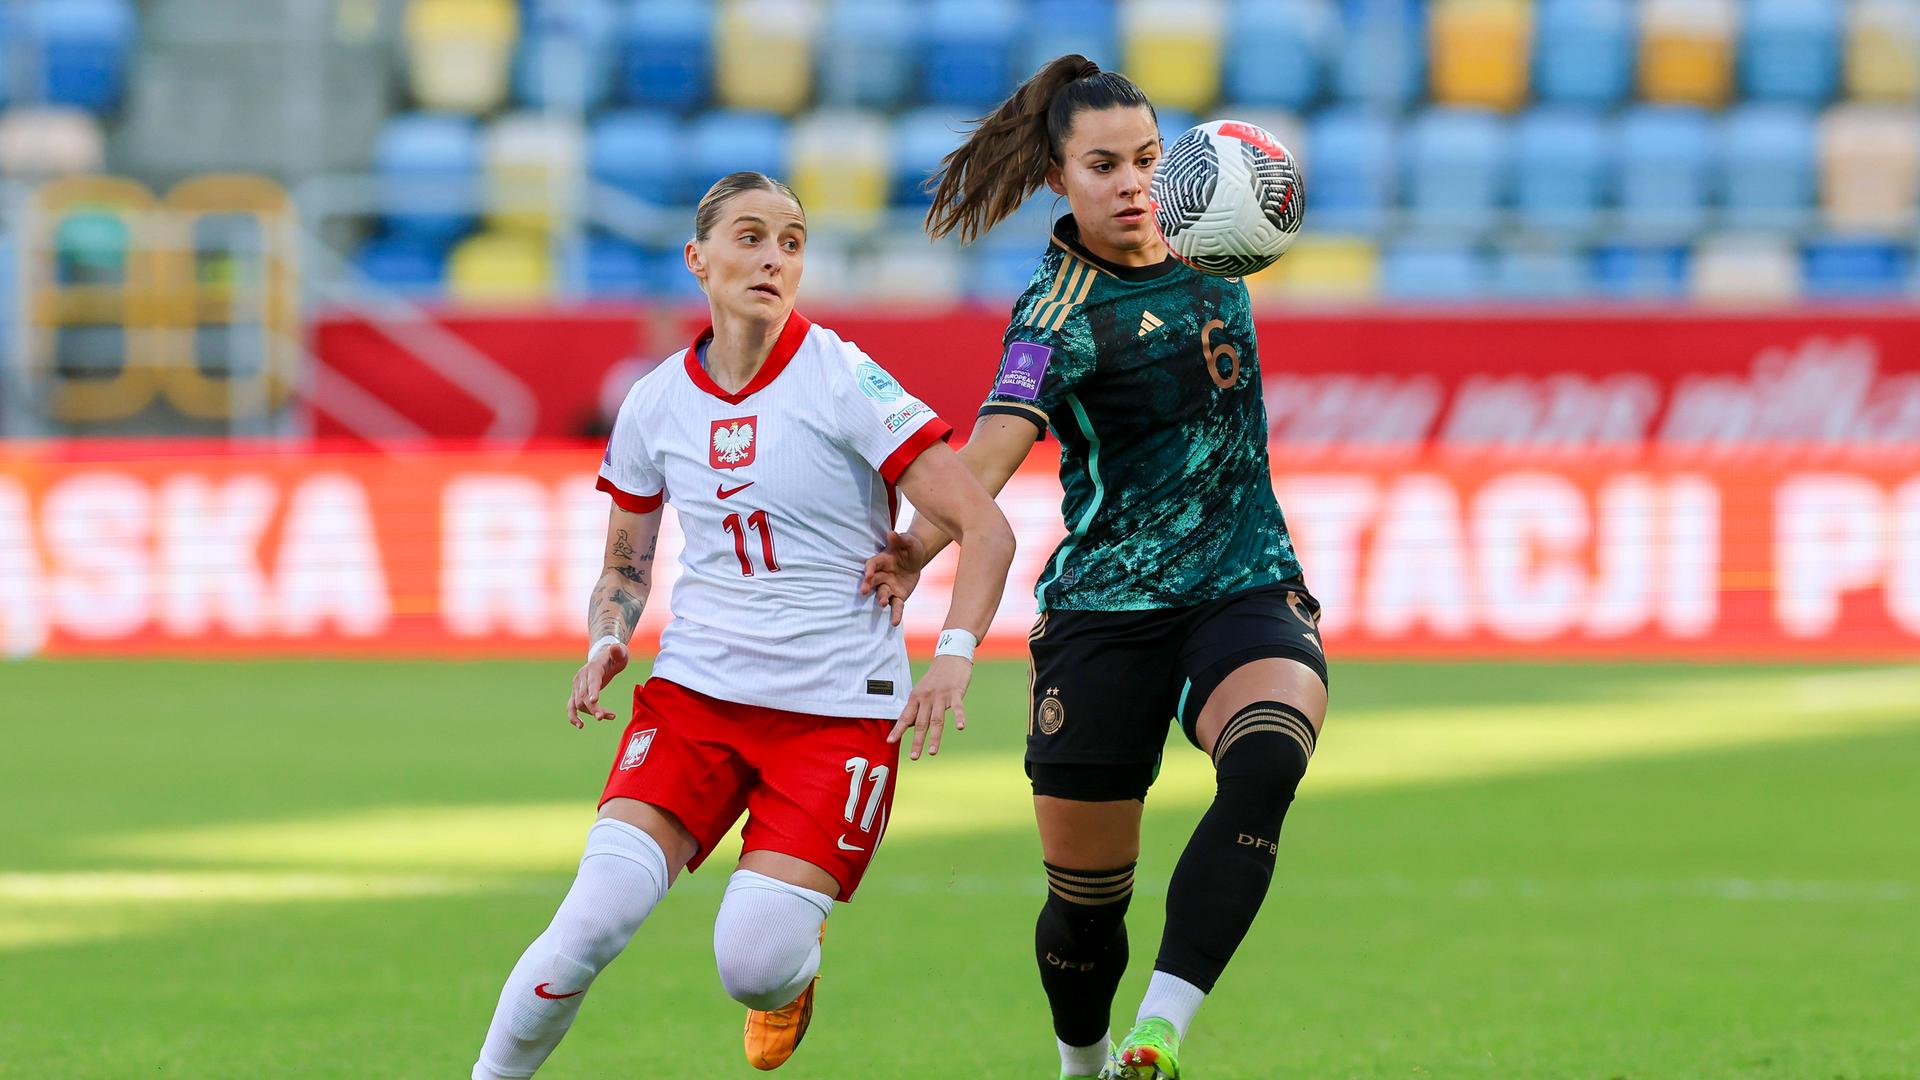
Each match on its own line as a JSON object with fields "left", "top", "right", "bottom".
{"left": 4, "top": 442, "right": 1917, "bottom": 661}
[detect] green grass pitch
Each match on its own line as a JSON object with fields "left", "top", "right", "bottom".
{"left": 2, "top": 658, "right": 1917, "bottom": 1078}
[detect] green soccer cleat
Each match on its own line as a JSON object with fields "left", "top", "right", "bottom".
{"left": 1103, "top": 1017, "right": 1181, "bottom": 1079}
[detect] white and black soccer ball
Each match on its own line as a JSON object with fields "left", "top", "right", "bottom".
{"left": 1151, "top": 119, "right": 1305, "bottom": 278}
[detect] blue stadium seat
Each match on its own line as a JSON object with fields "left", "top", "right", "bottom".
{"left": 1720, "top": 105, "right": 1816, "bottom": 230}
{"left": 1534, "top": 0, "right": 1633, "bottom": 108}
{"left": 1513, "top": 107, "right": 1606, "bottom": 232}
{"left": 1403, "top": 109, "right": 1508, "bottom": 234}
{"left": 646, "top": 245, "right": 709, "bottom": 301}
{"left": 619, "top": 0, "right": 711, "bottom": 110}
{"left": 818, "top": 0, "right": 915, "bottom": 109}
{"left": 1616, "top": 107, "right": 1716, "bottom": 236}
{"left": 28, "top": 0, "right": 136, "bottom": 112}
{"left": 682, "top": 111, "right": 790, "bottom": 203}
{"left": 1333, "top": 0, "right": 1423, "bottom": 110}
{"left": 355, "top": 236, "right": 449, "bottom": 296}
{"left": 515, "top": 0, "right": 618, "bottom": 111}
{"left": 1156, "top": 109, "right": 1199, "bottom": 146}
{"left": 1225, "top": 0, "right": 1335, "bottom": 111}
{"left": 1306, "top": 106, "right": 1397, "bottom": 232}
{"left": 1591, "top": 242, "right": 1690, "bottom": 298}
{"left": 574, "top": 235, "right": 651, "bottom": 296}
{"left": 1802, "top": 238, "right": 1911, "bottom": 297}
{"left": 891, "top": 108, "right": 967, "bottom": 206}
{"left": 590, "top": 110, "right": 681, "bottom": 205}
{"left": 1492, "top": 245, "right": 1594, "bottom": 299}
{"left": 375, "top": 113, "right": 482, "bottom": 245}
{"left": 1381, "top": 240, "right": 1492, "bottom": 300}
{"left": 922, "top": 0, "right": 1018, "bottom": 109}
{"left": 1019, "top": 0, "right": 1120, "bottom": 74}
{"left": 1741, "top": 0, "right": 1841, "bottom": 105}
{"left": 968, "top": 232, "right": 1045, "bottom": 300}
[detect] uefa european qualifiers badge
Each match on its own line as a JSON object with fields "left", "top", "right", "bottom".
{"left": 996, "top": 342, "right": 1052, "bottom": 402}
{"left": 710, "top": 416, "right": 756, "bottom": 469}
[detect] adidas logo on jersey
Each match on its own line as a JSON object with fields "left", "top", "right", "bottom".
{"left": 1137, "top": 311, "right": 1164, "bottom": 337}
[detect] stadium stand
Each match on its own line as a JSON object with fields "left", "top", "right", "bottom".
{"left": 1534, "top": 0, "right": 1634, "bottom": 108}
{"left": 1428, "top": 0, "right": 1532, "bottom": 112}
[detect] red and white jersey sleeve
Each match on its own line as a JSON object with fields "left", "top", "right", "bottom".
{"left": 596, "top": 312, "right": 952, "bottom": 719}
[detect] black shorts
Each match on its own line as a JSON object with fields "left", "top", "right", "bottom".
{"left": 1024, "top": 580, "right": 1327, "bottom": 779}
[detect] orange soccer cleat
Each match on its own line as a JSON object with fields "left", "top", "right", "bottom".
{"left": 742, "top": 975, "right": 816, "bottom": 1071}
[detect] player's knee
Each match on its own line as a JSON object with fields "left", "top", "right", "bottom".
{"left": 1212, "top": 700, "right": 1316, "bottom": 810}
{"left": 713, "top": 870, "right": 830, "bottom": 1010}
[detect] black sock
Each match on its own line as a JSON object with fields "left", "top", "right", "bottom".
{"left": 1154, "top": 701, "right": 1315, "bottom": 992}
{"left": 1035, "top": 860, "right": 1135, "bottom": 1046}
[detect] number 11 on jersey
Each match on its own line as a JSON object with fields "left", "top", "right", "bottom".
{"left": 721, "top": 510, "right": 781, "bottom": 576}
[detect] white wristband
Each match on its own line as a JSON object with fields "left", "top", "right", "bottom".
{"left": 934, "top": 628, "right": 978, "bottom": 663}
{"left": 588, "top": 634, "right": 625, "bottom": 661}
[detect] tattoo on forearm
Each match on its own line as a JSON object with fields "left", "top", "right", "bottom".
{"left": 614, "top": 565, "right": 645, "bottom": 586}
{"left": 612, "top": 529, "right": 634, "bottom": 561}
{"left": 641, "top": 534, "right": 657, "bottom": 564}
{"left": 588, "top": 570, "right": 650, "bottom": 641}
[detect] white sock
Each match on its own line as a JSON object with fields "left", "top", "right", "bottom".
{"left": 1058, "top": 1030, "right": 1111, "bottom": 1075}
{"left": 712, "top": 869, "right": 834, "bottom": 1010}
{"left": 1136, "top": 970, "right": 1207, "bottom": 1041}
{"left": 472, "top": 819, "right": 671, "bottom": 1079}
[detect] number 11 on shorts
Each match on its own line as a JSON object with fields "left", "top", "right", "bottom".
{"left": 842, "top": 756, "right": 889, "bottom": 833}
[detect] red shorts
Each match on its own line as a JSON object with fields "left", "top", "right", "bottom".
{"left": 599, "top": 678, "right": 900, "bottom": 902}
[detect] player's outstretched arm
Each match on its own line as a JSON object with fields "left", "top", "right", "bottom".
{"left": 569, "top": 503, "right": 663, "bottom": 729}
{"left": 860, "top": 414, "right": 1038, "bottom": 619}
{"left": 884, "top": 442, "right": 1016, "bottom": 760}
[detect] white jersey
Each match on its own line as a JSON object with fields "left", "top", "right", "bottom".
{"left": 596, "top": 312, "right": 951, "bottom": 719}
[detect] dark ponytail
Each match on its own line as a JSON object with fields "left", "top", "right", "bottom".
{"left": 924, "top": 54, "right": 1155, "bottom": 244}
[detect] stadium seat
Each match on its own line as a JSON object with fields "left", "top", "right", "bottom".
{"left": 817, "top": 0, "right": 916, "bottom": 109}
{"left": 513, "top": 0, "right": 617, "bottom": 112}
{"left": 1719, "top": 105, "right": 1817, "bottom": 230}
{"left": 589, "top": 110, "right": 681, "bottom": 205}
{"left": 485, "top": 112, "right": 585, "bottom": 235}
{"left": 1616, "top": 106, "right": 1716, "bottom": 237}
{"left": 0, "top": 107, "right": 106, "bottom": 176}
{"left": 862, "top": 233, "right": 966, "bottom": 302}
{"left": 1803, "top": 237, "right": 1912, "bottom": 297}
{"left": 1818, "top": 104, "right": 1920, "bottom": 231}
{"left": 891, "top": 108, "right": 968, "bottom": 207}
{"left": 1491, "top": 243, "right": 1594, "bottom": 299}
{"left": 715, "top": 0, "right": 817, "bottom": 114}
{"left": 791, "top": 233, "right": 859, "bottom": 300}
{"left": 1333, "top": 0, "right": 1424, "bottom": 110}
{"left": 448, "top": 231, "right": 553, "bottom": 303}
{"left": 1122, "top": 0, "right": 1225, "bottom": 113}
{"left": 375, "top": 112, "right": 482, "bottom": 244}
{"left": 1512, "top": 107, "right": 1606, "bottom": 233}
{"left": 25, "top": 0, "right": 136, "bottom": 112}
{"left": 354, "top": 235, "right": 450, "bottom": 296}
{"left": 1019, "top": 0, "right": 1121, "bottom": 74}
{"left": 1260, "top": 233, "right": 1380, "bottom": 301}
{"left": 405, "top": 0, "right": 519, "bottom": 114}
{"left": 790, "top": 110, "right": 890, "bottom": 228}
{"left": 619, "top": 0, "right": 711, "bottom": 110}
{"left": 1638, "top": 0, "right": 1736, "bottom": 107}
{"left": 1591, "top": 242, "right": 1689, "bottom": 298}
{"left": 1224, "top": 0, "right": 1335, "bottom": 111}
{"left": 645, "top": 244, "right": 709, "bottom": 301}
{"left": 1306, "top": 106, "right": 1397, "bottom": 233}
{"left": 573, "top": 234, "right": 651, "bottom": 296}
{"left": 682, "top": 110, "right": 790, "bottom": 204}
{"left": 1403, "top": 108, "right": 1508, "bottom": 235}
{"left": 1533, "top": 0, "right": 1633, "bottom": 108}
{"left": 1691, "top": 233, "right": 1801, "bottom": 303}
{"left": 1156, "top": 108, "right": 1200, "bottom": 146}
{"left": 1845, "top": 0, "right": 1920, "bottom": 104}
{"left": 1428, "top": 0, "right": 1532, "bottom": 112}
{"left": 921, "top": 0, "right": 1019, "bottom": 109}
{"left": 968, "top": 231, "right": 1047, "bottom": 300}
{"left": 1741, "top": 0, "right": 1841, "bottom": 105}
{"left": 1381, "top": 240, "right": 1491, "bottom": 300}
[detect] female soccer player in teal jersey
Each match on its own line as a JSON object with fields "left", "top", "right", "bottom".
{"left": 862, "top": 56, "right": 1328, "bottom": 1080}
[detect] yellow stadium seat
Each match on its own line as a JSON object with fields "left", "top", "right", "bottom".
{"left": 1429, "top": 0, "right": 1532, "bottom": 112}
{"left": 1691, "top": 233, "right": 1801, "bottom": 304}
{"left": 449, "top": 232, "right": 553, "bottom": 303}
{"left": 485, "top": 113, "right": 584, "bottom": 236}
{"left": 405, "top": 0, "right": 519, "bottom": 113}
{"left": 0, "top": 107, "right": 105, "bottom": 176}
{"left": 1818, "top": 104, "right": 1920, "bottom": 232}
{"left": 1122, "top": 0, "right": 1224, "bottom": 113}
{"left": 789, "top": 110, "right": 889, "bottom": 229}
{"left": 714, "top": 0, "right": 816, "bottom": 114}
{"left": 1846, "top": 0, "right": 1920, "bottom": 104}
{"left": 1638, "top": 0, "right": 1737, "bottom": 107}
{"left": 1251, "top": 234, "right": 1380, "bottom": 303}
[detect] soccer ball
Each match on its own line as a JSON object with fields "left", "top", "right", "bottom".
{"left": 1151, "top": 119, "right": 1305, "bottom": 278}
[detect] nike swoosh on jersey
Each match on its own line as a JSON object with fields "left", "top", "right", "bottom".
{"left": 716, "top": 481, "right": 755, "bottom": 499}
{"left": 835, "top": 835, "right": 866, "bottom": 852}
{"left": 534, "top": 983, "right": 584, "bottom": 1000}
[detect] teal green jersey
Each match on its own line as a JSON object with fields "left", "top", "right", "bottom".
{"left": 981, "top": 216, "right": 1301, "bottom": 612}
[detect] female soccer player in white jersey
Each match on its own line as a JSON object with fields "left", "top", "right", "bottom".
{"left": 470, "top": 172, "right": 1015, "bottom": 1079}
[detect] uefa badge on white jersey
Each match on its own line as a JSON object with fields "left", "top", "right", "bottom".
{"left": 710, "top": 416, "right": 757, "bottom": 470}
{"left": 618, "top": 728, "right": 657, "bottom": 771}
